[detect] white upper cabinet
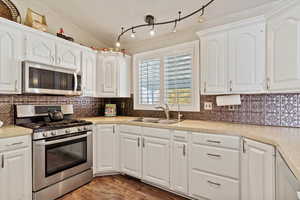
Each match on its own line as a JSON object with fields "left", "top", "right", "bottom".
{"left": 241, "top": 138, "right": 275, "bottom": 200}
{"left": 228, "top": 23, "right": 266, "bottom": 93}
{"left": 0, "top": 22, "right": 22, "bottom": 94}
{"left": 267, "top": 1, "right": 300, "bottom": 92}
{"left": 82, "top": 50, "right": 97, "bottom": 97}
{"left": 201, "top": 32, "right": 228, "bottom": 94}
{"left": 56, "top": 43, "right": 81, "bottom": 70}
{"left": 25, "top": 33, "right": 56, "bottom": 65}
{"left": 96, "top": 52, "right": 131, "bottom": 98}
{"left": 198, "top": 16, "right": 266, "bottom": 95}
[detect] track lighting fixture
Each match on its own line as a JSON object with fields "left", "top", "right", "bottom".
{"left": 116, "top": 0, "right": 215, "bottom": 44}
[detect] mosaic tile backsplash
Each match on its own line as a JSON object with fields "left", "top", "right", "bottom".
{"left": 1, "top": 94, "right": 300, "bottom": 128}
{"left": 107, "top": 94, "right": 300, "bottom": 128}
{"left": 0, "top": 95, "right": 106, "bottom": 126}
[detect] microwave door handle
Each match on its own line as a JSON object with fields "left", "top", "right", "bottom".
{"left": 35, "top": 132, "right": 91, "bottom": 146}
{"left": 74, "top": 72, "right": 78, "bottom": 92}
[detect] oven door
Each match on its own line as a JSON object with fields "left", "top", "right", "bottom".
{"left": 22, "top": 61, "right": 82, "bottom": 95}
{"left": 33, "top": 132, "right": 92, "bottom": 191}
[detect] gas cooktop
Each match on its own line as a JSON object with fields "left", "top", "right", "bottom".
{"left": 20, "top": 119, "right": 93, "bottom": 132}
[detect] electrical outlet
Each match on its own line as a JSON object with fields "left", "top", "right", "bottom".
{"left": 204, "top": 102, "right": 213, "bottom": 110}
{"left": 228, "top": 105, "right": 236, "bottom": 111}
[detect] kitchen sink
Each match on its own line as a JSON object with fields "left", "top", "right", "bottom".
{"left": 131, "top": 118, "right": 179, "bottom": 124}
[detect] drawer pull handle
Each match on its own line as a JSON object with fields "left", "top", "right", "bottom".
{"left": 207, "top": 153, "right": 221, "bottom": 158}
{"left": 183, "top": 144, "right": 186, "bottom": 156}
{"left": 137, "top": 137, "right": 140, "bottom": 147}
{"left": 207, "top": 140, "right": 221, "bottom": 144}
{"left": 207, "top": 180, "right": 221, "bottom": 186}
{"left": 6, "top": 142, "right": 24, "bottom": 146}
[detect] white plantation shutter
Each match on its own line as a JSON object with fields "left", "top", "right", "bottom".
{"left": 134, "top": 41, "right": 199, "bottom": 111}
{"left": 164, "top": 54, "right": 193, "bottom": 105}
{"left": 139, "top": 59, "right": 160, "bottom": 105}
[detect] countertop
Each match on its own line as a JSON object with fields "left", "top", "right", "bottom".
{"left": 0, "top": 125, "right": 32, "bottom": 139}
{"left": 82, "top": 116, "right": 300, "bottom": 181}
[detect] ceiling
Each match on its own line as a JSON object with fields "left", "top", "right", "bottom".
{"left": 42, "top": 0, "right": 275, "bottom": 46}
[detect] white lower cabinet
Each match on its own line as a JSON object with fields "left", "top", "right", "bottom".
{"left": 120, "top": 133, "right": 142, "bottom": 178}
{"left": 171, "top": 131, "right": 188, "bottom": 195}
{"left": 276, "top": 150, "right": 300, "bottom": 200}
{"left": 241, "top": 138, "right": 275, "bottom": 200}
{"left": 96, "top": 125, "right": 279, "bottom": 200}
{"left": 94, "top": 125, "right": 119, "bottom": 174}
{"left": 190, "top": 170, "right": 239, "bottom": 200}
{"left": 142, "top": 136, "right": 170, "bottom": 188}
{"left": 189, "top": 133, "right": 240, "bottom": 200}
{"left": 0, "top": 135, "right": 32, "bottom": 200}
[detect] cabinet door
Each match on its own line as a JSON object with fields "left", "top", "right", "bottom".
{"left": 56, "top": 43, "right": 81, "bottom": 70}
{"left": 96, "top": 55, "right": 118, "bottom": 97}
{"left": 120, "top": 133, "right": 142, "bottom": 178}
{"left": 94, "top": 125, "right": 118, "bottom": 173}
{"left": 82, "top": 51, "right": 96, "bottom": 97}
{"left": 241, "top": 138, "right": 275, "bottom": 200}
{"left": 0, "top": 147, "right": 32, "bottom": 200}
{"left": 142, "top": 136, "right": 170, "bottom": 188}
{"left": 201, "top": 32, "right": 228, "bottom": 94}
{"left": 25, "top": 33, "right": 56, "bottom": 65}
{"left": 276, "top": 151, "right": 300, "bottom": 200}
{"left": 267, "top": 3, "right": 300, "bottom": 92}
{"left": 0, "top": 24, "right": 22, "bottom": 93}
{"left": 228, "top": 23, "right": 266, "bottom": 93}
{"left": 171, "top": 141, "right": 188, "bottom": 194}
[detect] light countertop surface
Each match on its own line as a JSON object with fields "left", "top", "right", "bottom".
{"left": 82, "top": 116, "right": 300, "bottom": 181}
{"left": 0, "top": 125, "right": 32, "bottom": 139}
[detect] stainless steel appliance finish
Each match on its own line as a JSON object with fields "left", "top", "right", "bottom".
{"left": 15, "top": 104, "right": 93, "bottom": 200}
{"left": 33, "top": 130, "right": 93, "bottom": 192}
{"left": 22, "top": 61, "right": 82, "bottom": 95}
{"left": 33, "top": 169, "right": 93, "bottom": 200}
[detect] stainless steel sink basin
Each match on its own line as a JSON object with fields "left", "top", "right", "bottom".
{"left": 131, "top": 118, "right": 179, "bottom": 124}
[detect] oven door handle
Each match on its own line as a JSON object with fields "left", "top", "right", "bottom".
{"left": 74, "top": 72, "right": 78, "bottom": 92}
{"left": 35, "top": 132, "right": 91, "bottom": 146}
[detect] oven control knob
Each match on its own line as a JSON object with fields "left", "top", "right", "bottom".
{"left": 65, "top": 129, "right": 71, "bottom": 134}
{"left": 42, "top": 132, "right": 47, "bottom": 137}
{"left": 83, "top": 127, "right": 88, "bottom": 131}
{"left": 51, "top": 131, "right": 56, "bottom": 136}
{"left": 78, "top": 127, "right": 83, "bottom": 132}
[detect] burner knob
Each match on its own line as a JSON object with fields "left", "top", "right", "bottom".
{"left": 65, "top": 129, "right": 71, "bottom": 134}
{"left": 83, "top": 127, "right": 88, "bottom": 131}
{"left": 42, "top": 132, "right": 47, "bottom": 137}
{"left": 51, "top": 132, "right": 56, "bottom": 136}
{"left": 78, "top": 128, "right": 83, "bottom": 132}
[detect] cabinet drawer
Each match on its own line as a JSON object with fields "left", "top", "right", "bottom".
{"left": 143, "top": 127, "right": 170, "bottom": 139}
{"left": 192, "top": 132, "right": 240, "bottom": 149}
{"left": 190, "top": 170, "right": 239, "bottom": 200}
{"left": 97, "top": 124, "right": 114, "bottom": 131}
{"left": 0, "top": 135, "right": 31, "bottom": 152}
{"left": 119, "top": 125, "right": 142, "bottom": 135}
{"left": 172, "top": 130, "right": 188, "bottom": 141}
{"left": 191, "top": 144, "right": 239, "bottom": 178}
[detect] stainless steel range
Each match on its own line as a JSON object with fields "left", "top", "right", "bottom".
{"left": 15, "top": 104, "right": 93, "bottom": 200}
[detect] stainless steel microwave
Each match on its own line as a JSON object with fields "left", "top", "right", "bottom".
{"left": 22, "top": 61, "right": 81, "bottom": 95}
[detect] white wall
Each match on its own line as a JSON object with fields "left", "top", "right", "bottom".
{"left": 11, "top": 0, "right": 109, "bottom": 48}
{"left": 123, "top": 2, "right": 277, "bottom": 54}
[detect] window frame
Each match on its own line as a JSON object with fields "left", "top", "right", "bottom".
{"left": 133, "top": 41, "right": 200, "bottom": 112}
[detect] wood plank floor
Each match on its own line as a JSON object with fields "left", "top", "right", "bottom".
{"left": 59, "top": 175, "right": 188, "bottom": 200}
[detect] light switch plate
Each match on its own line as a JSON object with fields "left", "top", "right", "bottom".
{"left": 204, "top": 102, "right": 213, "bottom": 110}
